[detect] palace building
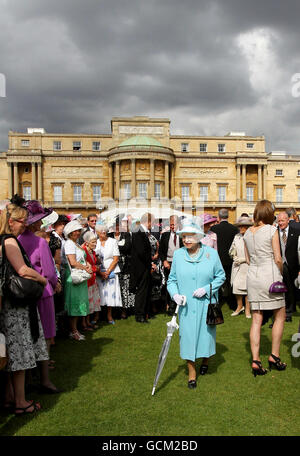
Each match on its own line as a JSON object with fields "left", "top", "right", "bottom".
{"left": 1, "top": 116, "right": 300, "bottom": 221}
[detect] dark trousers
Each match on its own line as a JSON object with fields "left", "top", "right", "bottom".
{"left": 220, "top": 264, "right": 236, "bottom": 310}
{"left": 283, "top": 262, "right": 296, "bottom": 318}
{"left": 134, "top": 269, "right": 151, "bottom": 318}
{"left": 162, "top": 264, "right": 176, "bottom": 313}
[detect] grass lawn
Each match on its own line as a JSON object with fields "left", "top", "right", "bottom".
{"left": 0, "top": 305, "right": 299, "bottom": 436}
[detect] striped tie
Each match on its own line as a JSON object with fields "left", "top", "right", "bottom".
{"left": 282, "top": 229, "right": 287, "bottom": 245}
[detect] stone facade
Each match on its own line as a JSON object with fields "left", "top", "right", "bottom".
{"left": 1, "top": 116, "right": 300, "bottom": 222}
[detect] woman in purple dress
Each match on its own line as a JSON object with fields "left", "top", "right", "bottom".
{"left": 199, "top": 213, "right": 218, "bottom": 250}
{"left": 18, "top": 200, "right": 61, "bottom": 394}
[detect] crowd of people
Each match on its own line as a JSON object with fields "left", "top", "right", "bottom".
{"left": 0, "top": 195, "right": 299, "bottom": 411}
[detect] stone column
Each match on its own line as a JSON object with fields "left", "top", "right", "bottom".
{"left": 164, "top": 161, "right": 169, "bottom": 199}
{"left": 115, "top": 161, "right": 120, "bottom": 201}
{"left": 108, "top": 163, "right": 113, "bottom": 198}
{"left": 236, "top": 164, "right": 241, "bottom": 200}
{"left": 37, "top": 162, "right": 43, "bottom": 201}
{"left": 262, "top": 165, "right": 267, "bottom": 199}
{"left": 242, "top": 164, "right": 246, "bottom": 200}
{"left": 150, "top": 159, "right": 155, "bottom": 198}
{"left": 13, "top": 162, "right": 19, "bottom": 195}
{"left": 131, "top": 159, "right": 136, "bottom": 198}
{"left": 257, "top": 164, "right": 262, "bottom": 201}
{"left": 32, "top": 163, "right": 37, "bottom": 199}
{"left": 7, "top": 163, "right": 13, "bottom": 199}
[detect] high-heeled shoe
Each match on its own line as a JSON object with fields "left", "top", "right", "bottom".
{"left": 268, "top": 354, "right": 287, "bottom": 371}
{"left": 199, "top": 364, "right": 208, "bottom": 375}
{"left": 231, "top": 306, "right": 245, "bottom": 316}
{"left": 252, "top": 360, "right": 268, "bottom": 377}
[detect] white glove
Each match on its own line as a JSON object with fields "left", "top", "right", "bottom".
{"left": 193, "top": 287, "right": 206, "bottom": 298}
{"left": 173, "top": 294, "right": 185, "bottom": 306}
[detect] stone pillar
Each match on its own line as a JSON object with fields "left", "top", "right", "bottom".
{"left": 32, "top": 163, "right": 37, "bottom": 199}
{"left": 165, "top": 161, "right": 169, "bottom": 199}
{"left": 150, "top": 159, "right": 155, "bottom": 198}
{"left": 131, "top": 159, "right": 136, "bottom": 198}
{"left": 262, "top": 165, "right": 267, "bottom": 199}
{"left": 7, "top": 163, "right": 13, "bottom": 199}
{"left": 13, "top": 162, "right": 19, "bottom": 195}
{"left": 242, "top": 164, "right": 246, "bottom": 200}
{"left": 115, "top": 161, "right": 120, "bottom": 201}
{"left": 257, "top": 164, "right": 262, "bottom": 201}
{"left": 108, "top": 163, "right": 113, "bottom": 198}
{"left": 37, "top": 162, "right": 43, "bottom": 201}
{"left": 236, "top": 164, "right": 241, "bottom": 200}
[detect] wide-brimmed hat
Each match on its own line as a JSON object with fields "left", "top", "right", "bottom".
{"left": 199, "top": 213, "right": 218, "bottom": 226}
{"left": 63, "top": 220, "right": 83, "bottom": 237}
{"left": 176, "top": 218, "right": 204, "bottom": 236}
{"left": 41, "top": 211, "right": 59, "bottom": 230}
{"left": 24, "top": 200, "right": 53, "bottom": 226}
{"left": 53, "top": 214, "right": 70, "bottom": 226}
{"left": 234, "top": 216, "right": 253, "bottom": 227}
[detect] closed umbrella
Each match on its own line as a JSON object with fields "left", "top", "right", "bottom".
{"left": 151, "top": 296, "right": 186, "bottom": 396}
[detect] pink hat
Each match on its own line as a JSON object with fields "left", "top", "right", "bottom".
{"left": 199, "top": 213, "right": 217, "bottom": 225}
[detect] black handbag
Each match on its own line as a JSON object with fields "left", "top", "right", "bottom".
{"left": 206, "top": 284, "right": 224, "bottom": 325}
{"left": 1, "top": 235, "right": 44, "bottom": 306}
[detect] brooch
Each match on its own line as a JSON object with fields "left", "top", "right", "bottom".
{"left": 206, "top": 253, "right": 210, "bottom": 259}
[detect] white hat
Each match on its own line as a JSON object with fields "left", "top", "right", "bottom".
{"left": 63, "top": 220, "right": 83, "bottom": 237}
{"left": 41, "top": 211, "right": 59, "bottom": 230}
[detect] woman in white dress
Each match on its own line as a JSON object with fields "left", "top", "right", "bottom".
{"left": 229, "top": 216, "right": 252, "bottom": 318}
{"left": 95, "top": 224, "right": 122, "bottom": 324}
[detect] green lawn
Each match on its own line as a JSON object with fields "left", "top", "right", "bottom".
{"left": 0, "top": 305, "right": 299, "bottom": 436}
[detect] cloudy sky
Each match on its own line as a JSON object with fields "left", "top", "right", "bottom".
{"left": 1, "top": 0, "right": 300, "bottom": 153}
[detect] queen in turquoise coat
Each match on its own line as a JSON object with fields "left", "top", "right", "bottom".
{"left": 167, "top": 219, "right": 225, "bottom": 388}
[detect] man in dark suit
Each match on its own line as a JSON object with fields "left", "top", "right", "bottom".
{"left": 130, "top": 212, "right": 154, "bottom": 323}
{"left": 79, "top": 213, "right": 98, "bottom": 244}
{"left": 159, "top": 215, "right": 183, "bottom": 315}
{"left": 210, "top": 208, "right": 238, "bottom": 309}
{"left": 277, "top": 211, "right": 299, "bottom": 322}
{"left": 286, "top": 207, "right": 300, "bottom": 232}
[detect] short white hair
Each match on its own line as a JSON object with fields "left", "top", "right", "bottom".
{"left": 83, "top": 231, "right": 97, "bottom": 242}
{"left": 95, "top": 224, "right": 109, "bottom": 233}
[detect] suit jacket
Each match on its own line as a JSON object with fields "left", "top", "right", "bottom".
{"left": 211, "top": 221, "right": 239, "bottom": 267}
{"left": 289, "top": 220, "right": 300, "bottom": 232}
{"left": 278, "top": 226, "right": 299, "bottom": 280}
{"left": 158, "top": 231, "right": 183, "bottom": 262}
{"left": 79, "top": 226, "right": 97, "bottom": 245}
{"left": 130, "top": 227, "right": 152, "bottom": 289}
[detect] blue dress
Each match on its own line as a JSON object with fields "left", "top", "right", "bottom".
{"left": 167, "top": 245, "right": 225, "bottom": 361}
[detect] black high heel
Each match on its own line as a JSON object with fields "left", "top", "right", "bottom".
{"left": 252, "top": 360, "right": 267, "bottom": 377}
{"left": 268, "top": 354, "right": 287, "bottom": 371}
{"left": 199, "top": 364, "right": 208, "bottom": 375}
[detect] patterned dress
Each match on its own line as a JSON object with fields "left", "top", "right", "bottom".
{"left": 83, "top": 246, "right": 101, "bottom": 314}
{"left": 95, "top": 238, "right": 122, "bottom": 308}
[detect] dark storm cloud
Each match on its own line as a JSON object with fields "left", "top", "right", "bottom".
{"left": 0, "top": 0, "right": 300, "bottom": 152}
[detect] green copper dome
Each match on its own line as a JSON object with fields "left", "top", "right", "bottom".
{"left": 118, "top": 135, "right": 164, "bottom": 148}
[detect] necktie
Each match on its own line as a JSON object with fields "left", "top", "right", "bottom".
{"left": 282, "top": 229, "right": 287, "bottom": 245}
{"left": 174, "top": 233, "right": 177, "bottom": 246}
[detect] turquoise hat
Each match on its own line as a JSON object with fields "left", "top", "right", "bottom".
{"left": 176, "top": 218, "right": 204, "bottom": 236}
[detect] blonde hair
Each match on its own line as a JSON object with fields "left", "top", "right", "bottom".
{"left": 0, "top": 203, "right": 27, "bottom": 235}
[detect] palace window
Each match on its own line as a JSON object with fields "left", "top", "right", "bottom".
{"left": 246, "top": 186, "right": 254, "bottom": 202}
{"left": 199, "top": 143, "right": 207, "bottom": 152}
{"left": 181, "top": 143, "right": 189, "bottom": 152}
{"left": 218, "top": 144, "right": 226, "bottom": 153}
{"left": 92, "top": 141, "right": 101, "bottom": 151}
{"left": 122, "top": 183, "right": 131, "bottom": 200}
{"left": 275, "top": 169, "right": 283, "bottom": 176}
{"left": 199, "top": 186, "right": 208, "bottom": 202}
{"left": 218, "top": 186, "right": 226, "bottom": 202}
{"left": 276, "top": 187, "right": 283, "bottom": 203}
{"left": 53, "top": 185, "right": 63, "bottom": 202}
{"left": 298, "top": 189, "right": 300, "bottom": 202}
{"left": 23, "top": 186, "right": 31, "bottom": 201}
{"left": 73, "top": 141, "right": 81, "bottom": 151}
{"left": 53, "top": 141, "right": 62, "bottom": 151}
{"left": 92, "top": 185, "right": 101, "bottom": 202}
{"left": 73, "top": 185, "right": 82, "bottom": 202}
{"left": 21, "top": 140, "right": 30, "bottom": 147}
{"left": 138, "top": 183, "right": 147, "bottom": 199}
{"left": 297, "top": 170, "right": 300, "bottom": 177}
{"left": 246, "top": 143, "right": 254, "bottom": 149}
{"left": 181, "top": 186, "right": 190, "bottom": 201}
{"left": 154, "top": 183, "right": 161, "bottom": 199}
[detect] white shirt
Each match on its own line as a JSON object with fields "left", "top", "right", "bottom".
{"left": 95, "top": 237, "right": 120, "bottom": 273}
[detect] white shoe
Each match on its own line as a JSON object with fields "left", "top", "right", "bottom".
{"left": 246, "top": 314, "right": 252, "bottom": 319}
{"left": 231, "top": 306, "right": 245, "bottom": 316}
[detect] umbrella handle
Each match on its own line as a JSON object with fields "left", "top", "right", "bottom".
{"left": 174, "top": 295, "right": 187, "bottom": 316}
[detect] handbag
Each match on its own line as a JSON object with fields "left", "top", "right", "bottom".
{"left": 268, "top": 226, "right": 287, "bottom": 294}
{"left": 206, "top": 284, "right": 224, "bottom": 325}
{"left": 66, "top": 242, "right": 92, "bottom": 285}
{"left": 1, "top": 236, "right": 44, "bottom": 306}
